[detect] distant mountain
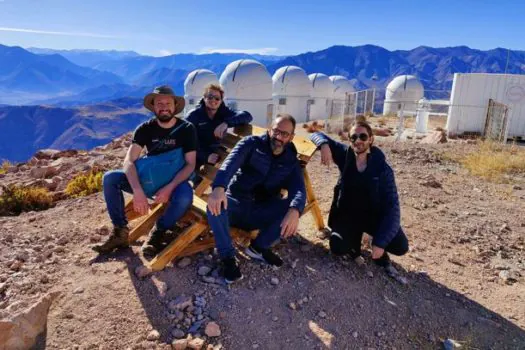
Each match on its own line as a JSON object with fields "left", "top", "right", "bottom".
{"left": 267, "top": 45, "right": 525, "bottom": 91}
{"left": 0, "top": 99, "right": 149, "bottom": 162}
{"left": 0, "top": 45, "right": 123, "bottom": 104}
{"left": 92, "top": 53, "right": 281, "bottom": 82}
{"left": 27, "top": 47, "right": 141, "bottom": 67}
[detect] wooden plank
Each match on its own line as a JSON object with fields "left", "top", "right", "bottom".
{"left": 148, "top": 221, "right": 208, "bottom": 271}
{"left": 192, "top": 195, "right": 208, "bottom": 216}
{"left": 128, "top": 203, "right": 166, "bottom": 242}
{"left": 179, "top": 237, "right": 216, "bottom": 257}
{"left": 199, "top": 164, "right": 218, "bottom": 183}
{"left": 303, "top": 168, "right": 325, "bottom": 230}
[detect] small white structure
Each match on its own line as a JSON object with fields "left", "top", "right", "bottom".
{"left": 446, "top": 73, "right": 525, "bottom": 138}
{"left": 184, "top": 69, "right": 219, "bottom": 113}
{"left": 383, "top": 75, "right": 424, "bottom": 116}
{"left": 308, "top": 73, "right": 335, "bottom": 120}
{"left": 329, "top": 75, "right": 356, "bottom": 118}
{"left": 272, "top": 66, "right": 312, "bottom": 122}
{"left": 415, "top": 98, "right": 430, "bottom": 133}
{"left": 219, "top": 59, "right": 273, "bottom": 127}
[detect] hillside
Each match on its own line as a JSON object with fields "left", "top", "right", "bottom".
{"left": 0, "top": 123, "right": 524, "bottom": 349}
{"left": 0, "top": 99, "right": 149, "bottom": 162}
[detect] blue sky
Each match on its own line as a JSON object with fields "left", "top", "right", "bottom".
{"left": 0, "top": 0, "right": 522, "bottom": 56}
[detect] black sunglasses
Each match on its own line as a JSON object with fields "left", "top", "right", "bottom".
{"left": 205, "top": 94, "right": 221, "bottom": 101}
{"left": 350, "top": 133, "right": 369, "bottom": 142}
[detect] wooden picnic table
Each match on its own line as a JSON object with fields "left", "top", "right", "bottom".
{"left": 123, "top": 124, "right": 325, "bottom": 271}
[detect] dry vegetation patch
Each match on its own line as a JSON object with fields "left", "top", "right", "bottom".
{"left": 65, "top": 171, "right": 103, "bottom": 198}
{"left": 444, "top": 141, "right": 525, "bottom": 183}
{"left": 0, "top": 184, "right": 54, "bottom": 215}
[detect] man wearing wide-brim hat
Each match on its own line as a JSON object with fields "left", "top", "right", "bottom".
{"left": 93, "top": 85, "right": 198, "bottom": 259}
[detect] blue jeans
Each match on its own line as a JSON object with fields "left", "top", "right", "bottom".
{"left": 207, "top": 195, "right": 291, "bottom": 259}
{"left": 102, "top": 170, "right": 193, "bottom": 230}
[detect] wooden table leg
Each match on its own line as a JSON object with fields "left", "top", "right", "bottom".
{"left": 303, "top": 168, "right": 325, "bottom": 230}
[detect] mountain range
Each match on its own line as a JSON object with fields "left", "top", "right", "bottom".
{"left": 1, "top": 43, "right": 525, "bottom": 161}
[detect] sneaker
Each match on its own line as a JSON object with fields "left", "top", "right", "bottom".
{"left": 223, "top": 257, "right": 243, "bottom": 284}
{"left": 141, "top": 227, "right": 166, "bottom": 259}
{"left": 245, "top": 244, "right": 283, "bottom": 267}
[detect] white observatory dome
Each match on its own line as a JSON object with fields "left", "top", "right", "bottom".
{"left": 385, "top": 75, "right": 424, "bottom": 103}
{"left": 309, "top": 73, "right": 335, "bottom": 99}
{"left": 329, "top": 75, "right": 355, "bottom": 100}
{"left": 184, "top": 69, "right": 219, "bottom": 97}
{"left": 383, "top": 75, "right": 424, "bottom": 115}
{"left": 272, "top": 66, "right": 311, "bottom": 97}
{"left": 219, "top": 59, "right": 272, "bottom": 100}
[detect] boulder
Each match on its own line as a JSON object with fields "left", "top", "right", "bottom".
{"left": 421, "top": 130, "right": 447, "bottom": 144}
{"left": 0, "top": 292, "right": 59, "bottom": 350}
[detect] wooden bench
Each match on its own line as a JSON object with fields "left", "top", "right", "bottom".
{"left": 124, "top": 124, "right": 324, "bottom": 271}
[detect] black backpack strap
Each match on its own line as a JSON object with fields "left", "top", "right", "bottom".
{"left": 147, "top": 120, "right": 185, "bottom": 154}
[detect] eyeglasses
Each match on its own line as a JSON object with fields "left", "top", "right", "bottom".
{"left": 350, "top": 133, "right": 369, "bottom": 142}
{"left": 205, "top": 94, "right": 221, "bottom": 101}
{"left": 271, "top": 128, "right": 292, "bottom": 138}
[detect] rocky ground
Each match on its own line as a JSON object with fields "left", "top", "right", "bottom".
{"left": 1, "top": 121, "right": 524, "bottom": 349}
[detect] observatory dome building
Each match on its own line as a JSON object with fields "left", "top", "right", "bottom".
{"left": 272, "top": 66, "right": 312, "bottom": 122}
{"left": 383, "top": 75, "right": 424, "bottom": 116}
{"left": 308, "top": 73, "right": 335, "bottom": 120}
{"left": 219, "top": 59, "right": 273, "bottom": 126}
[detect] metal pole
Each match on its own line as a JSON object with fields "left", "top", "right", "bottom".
{"left": 396, "top": 103, "right": 405, "bottom": 142}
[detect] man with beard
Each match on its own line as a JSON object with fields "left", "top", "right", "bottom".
{"left": 310, "top": 120, "right": 409, "bottom": 277}
{"left": 207, "top": 114, "right": 306, "bottom": 283}
{"left": 93, "top": 86, "right": 197, "bottom": 258}
{"left": 186, "top": 83, "right": 252, "bottom": 171}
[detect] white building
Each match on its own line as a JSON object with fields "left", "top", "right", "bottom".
{"left": 446, "top": 73, "right": 525, "bottom": 138}
{"left": 308, "top": 73, "right": 335, "bottom": 120}
{"left": 329, "top": 75, "right": 356, "bottom": 118}
{"left": 219, "top": 59, "right": 273, "bottom": 127}
{"left": 183, "top": 69, "right": 219, "bottom": 114}
{"left": 383, "top": 75, "right": 424, "bottom": 116}
{"left": 272, "top": 66, "right": 312, "bottom": 122}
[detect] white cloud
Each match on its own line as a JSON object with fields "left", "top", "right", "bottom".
{"left": 0, "top": 26, "right": 122, "bottom": 39}
{"left": 158, "top": 49, "right": 173, "bottom": 56}
{"left": 199, "top": 47, "right": 279, "bottom": 55}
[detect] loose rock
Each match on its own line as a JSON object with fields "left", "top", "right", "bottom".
{"left": 205, "top": 322, "right": 221, "bottom": 337}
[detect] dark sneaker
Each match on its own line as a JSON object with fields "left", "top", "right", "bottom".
{"left": 92, "top": 226, "right": 129, "bottom": 254}
{"left": 141, "top": 228, "right": 166, "bottom": 259}
{"left": 245, "top": 244, "right": 283, "bottom": 267}
{"left": 223, "top": 257, "right": 243, "bottom": 284}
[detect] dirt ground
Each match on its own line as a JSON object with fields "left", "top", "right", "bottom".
{"left": 1, "top": 123, "right": 524, "bottom": 349}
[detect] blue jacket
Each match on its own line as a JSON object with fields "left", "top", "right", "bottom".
{"left": 186, "top": 99, "right": 253, "bottom": 165}
{"left": 310, "top": 132, "right": 401, "bottom": 249}
{"left": 213, "top": 133, "right": 306, "bottom": 213}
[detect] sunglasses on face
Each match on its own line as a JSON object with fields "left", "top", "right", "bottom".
{"left": 271, "top": 128, "right": 292, "bottom": 138}
{"left": 205, "top": 94, "right": 221, "bottom": 101}
{"left": 350, "top": 133, "right": 369, "bottom": 142}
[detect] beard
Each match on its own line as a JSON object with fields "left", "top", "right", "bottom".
{"left": 270, "top": 137, "right": 285, "bottom": 155}
{"left": 155, "top": 111, "right": 175, "bottom": 122}
{"left": 352, "top": 143, "right": 370, "bottom": 154}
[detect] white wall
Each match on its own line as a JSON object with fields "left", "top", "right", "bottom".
{"left": 225, "top": 99, "right": 273, "bottom": 127}
{"left": 272, "top": 96, "right": 310, "bottom": 122}
{"left": 446, "top": 73, "right": 525, "bottom": 137}
{"left": 308, "top": 98, "right": 332, "bottom": 120}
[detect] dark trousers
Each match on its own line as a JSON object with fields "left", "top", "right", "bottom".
{"left": 329, "top": 218, "right": 409, "bottom": 266}
{"left": 207, "top": 196, "right": 291, "bottom": 259}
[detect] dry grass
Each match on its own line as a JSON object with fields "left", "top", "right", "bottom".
{"left": 0, "top": 160, "right": 12, "bottom": 175}
{"left": 0, "top": 185, "right": 54, "bottom": 216}
{"left": 451, "top": 141, "right": 525, "bottom": 183}
{"left": 65, "top": 171, "right": 103, "bottom": 198}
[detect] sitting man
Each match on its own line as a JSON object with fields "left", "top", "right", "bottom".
{"left": 186, "top": 83, "right": 252, "bottom": 172}
{"left": 207, "top": 114, "right": 306, "bottom": 283}
{"left": 93, "top": 85, "right": 197, "bottom": 258}
{"left": 310, "top": 120, "right": 409, "bottom": 277}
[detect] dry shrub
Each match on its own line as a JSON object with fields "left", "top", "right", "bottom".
{"left": 0, "top": 185, "right": 54, "bottom": 216}
{"left": 65, "top": 171, "right": 103, "bottom": 198}
{"left": 0, "top": 160, "right": 12, "bottom": 174}
{"left": 460, "top": 141, "right": 525, "bottom": 182}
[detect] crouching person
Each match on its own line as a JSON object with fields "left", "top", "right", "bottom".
{"left": 207, "top": 114, "right": 306, "bottom": 283}
{"left": 310, "top": 120, "right": 409, "bottom": 276}
{"left": 93, "top": 86, "right": 197, "bottom": 259}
